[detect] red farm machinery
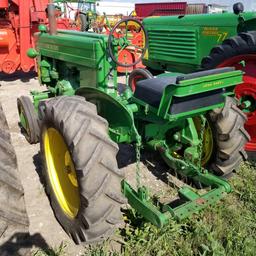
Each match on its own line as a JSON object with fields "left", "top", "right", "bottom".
{"left": 0, "top": 0, "right": 77, "bottom": 75}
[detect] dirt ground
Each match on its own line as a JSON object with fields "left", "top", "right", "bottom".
{"left": 0, "top": 73, "right": 177, "bottom": 255}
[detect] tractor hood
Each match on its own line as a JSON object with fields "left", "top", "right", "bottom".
{"left": 143, "top": 12, "right": 256, "bottom": 28}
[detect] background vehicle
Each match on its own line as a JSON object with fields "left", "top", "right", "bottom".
{"left": 0, "top": 0, "right": 76, "bottom": 75}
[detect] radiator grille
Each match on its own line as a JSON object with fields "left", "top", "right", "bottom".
{"left": 148, "top": 29, "right": 197, "bottom": 60}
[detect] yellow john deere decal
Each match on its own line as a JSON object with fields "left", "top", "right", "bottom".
{"left": 203, "top": 80, "right": 224, "bottom": 88}
{"left": 202, "top": 27, "right": 228, "bottom": 42}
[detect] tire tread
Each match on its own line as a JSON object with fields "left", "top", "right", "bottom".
{"left": 40, "top": 96, "right": 125, "bottom": 244}
{"left": 0, "top": 103, "right": 29, "bottom": 247}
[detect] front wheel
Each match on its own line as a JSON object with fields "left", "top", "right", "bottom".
{"left": 17, "top": 96, "right": 40, "bottom": 144}
{"left": 40, "top": 96, "right": 125, "bottom": 244}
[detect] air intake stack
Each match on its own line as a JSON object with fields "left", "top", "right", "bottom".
{"left": 47, "top": 3, "right": 57, "bottom": 35}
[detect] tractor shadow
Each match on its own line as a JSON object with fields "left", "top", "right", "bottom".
{"left": 117, "top": 144, "right": 170, "bottom": 185}
{"left": 33, "top": 145, "right": 171, "bottom": 188}
{"left": 32, "top": 153, "right": 45, "bottom": 188}
{"left": 0, "top": 71, "right": 36, "bottom": 84}
{"left": 0, "top": 232, "right": 52, "bottom": 256}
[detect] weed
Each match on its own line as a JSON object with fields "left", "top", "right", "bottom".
{"left": 32, "top": 242, "right": 67, "bottom": 256}
{"left": 37, "top": 163, "right": 256, "bottom": 256}
{"left": 117, "top": 162, "right": 256, "bottom": 256}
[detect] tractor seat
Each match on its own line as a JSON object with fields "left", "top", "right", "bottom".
{"left": 134, "top": 76, "right": 177, "bottom": 108}
{"left": 176, "top": 67, "right": 235, "bottom": 83}
{"left": 134, "top": 67, "right": 235, "bottom": 108}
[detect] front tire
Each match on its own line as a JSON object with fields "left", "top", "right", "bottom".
{"left": 17, "top": 96, "right": 40, "bottom": 144}
{"left": 40, "top": 96, "right": 125, "bottom": 244}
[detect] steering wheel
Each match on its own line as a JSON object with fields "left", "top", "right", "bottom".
{"left": 108, "top": 18, "right": 148, "bottom": 68}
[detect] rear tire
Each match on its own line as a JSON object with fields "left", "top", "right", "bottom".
{"left": 202, "top": 31, "right": 256, "bottom": 161}
{"left": 208, "top": 97, "right": 250, "bottom": 177}
{"left": 0, "top": 103, "right": 29, "bottom": 253}
{"left": 40, "top": 96, "right": 125, "bottom": 244}
{"left": 201, "top": 31, "right": 256, "bottom": 69}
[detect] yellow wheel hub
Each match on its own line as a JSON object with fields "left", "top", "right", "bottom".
{"left": 43, "top": 128, "right": 80, "bottom": 219}
{"left": 194, "top": 118, "right": 214, "bottom": 166}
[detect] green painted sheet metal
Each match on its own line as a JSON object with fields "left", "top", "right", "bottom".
{"left": 143, "top": 12, "right": 256, "bottom": 27}
{"left": 143, "top": 12, "right": 256, "bottom": 73}
{"left": 133, "top": 70, "right": 242, "bottom": 121}
{"left": 35, "top": 29, "right": 115, "bottom": 90}
{"left": 76, "top": 87, "right": 138, "bottom": 143}
{"left": 167, "top": 70, "right": 242, "bottom": 97}
{"left": 36, "top": 30, "right": 108, "bottom": 68}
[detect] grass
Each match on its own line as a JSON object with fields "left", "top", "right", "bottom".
{"left": 35, "top": 162, "right": 256, "bottom": 256}
{"left": 32, "top": 242, "right": 67, "bottom": 256}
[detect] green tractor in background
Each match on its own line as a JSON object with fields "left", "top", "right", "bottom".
{"left": 133, "top": 2, "right": 256, "bottom": 159}
{"left": 18, "top": 4, "right": 249, "bottom": 244}
{"left": 75, "top": 0, "right": 99, "bottom": 31}
{"left": 54, "top": 0, "right": 99, "bottom": 31}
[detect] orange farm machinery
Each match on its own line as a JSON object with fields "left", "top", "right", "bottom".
{"left": 0, "top": 0, "right": 76, "bottom": 74}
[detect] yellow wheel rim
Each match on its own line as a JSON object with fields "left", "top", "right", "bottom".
{"left": 194, "top": 118, "right": 214, "bottom": 166}
{"left": 43, "top": 128, "right": 80, "bottom": 219}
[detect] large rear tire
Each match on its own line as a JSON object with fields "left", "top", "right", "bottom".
{"left": 202, "top": 31, "right": 256, "bottom": 159}
{"left": 40, "top": 96, "right": 125, "bottom": 244}
{"left": 207, "top": 97, "right": 250, "bottom": 177}
{"left": 0, "top": 103, "right": 29, "bottom": 254}
{"left": 165, "top": 97, "right": 249, "bottom": 181}
{"left": 202, "top": 31, "right": 256, "bottom": 69}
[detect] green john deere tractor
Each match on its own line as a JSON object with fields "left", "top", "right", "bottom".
{"left": 18, "top": 4, "right": 249, "bottom": 244}
{"left": 134, "top": 2, "right": 256, "bottom": 158}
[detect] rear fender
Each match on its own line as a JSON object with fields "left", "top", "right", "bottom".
{"left": 238, "top": 18, "right": 256, "bottom": 33}
{"left": 76, "top": 87, "right": 137, "bottom": 143}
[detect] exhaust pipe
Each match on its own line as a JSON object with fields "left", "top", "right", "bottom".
{"left": 47, "top": 3, "right": 57, "bottom": 35}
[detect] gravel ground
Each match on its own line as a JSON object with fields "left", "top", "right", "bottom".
{"left": 0, "top": 73, "right": 177, "bottom": 255}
